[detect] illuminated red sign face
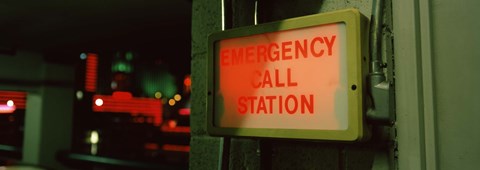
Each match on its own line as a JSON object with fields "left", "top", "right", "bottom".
{"left": 214, "top": 23, "right": 349, "bottom": 130}
{"left": 209, "top": 9, "right": 367, "bottom": 141}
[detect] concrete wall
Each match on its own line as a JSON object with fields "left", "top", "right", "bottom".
{"left": 190, "top": 0, "right": 395, "bottom": 169}
{"left": 190, "top": 0, "right": 222, "bottom": 169}
{"left": 393, "top": 0, "right": 480, "bottom": 169}
{"left": 431, "top": 0, "right": 480, "bottom": 169}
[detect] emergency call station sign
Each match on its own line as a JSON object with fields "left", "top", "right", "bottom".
{"left": 207, "top": 9, "right": 368, "bottom": 141}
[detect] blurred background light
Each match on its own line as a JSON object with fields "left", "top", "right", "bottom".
{"left": 76, "top": 91, "right": 83, "bottom": 100}
{"left": 174, "top": 94, "right": 181, "bottom": 101}
{"left": 155, "top": 91, "right": 162, "bottom": 99}
{"left": 168, "top": 99, "right": 176, "bottom": 106}
{"left": 80, "top": 53, "right": 87, "bottom": 60}
{"left": 90, "top": 131, "right": 99, "bottom": 144}
{"left": 6, "top": 100, "right": 14, "bottom": 107}
{"left": 95, "top": 99, "right": 103, "bottom": 106}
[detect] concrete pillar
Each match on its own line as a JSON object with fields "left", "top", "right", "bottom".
{"left": 20, "top": 63, "right": 74, "bottom": 169}
{"left": 190, "top": 0, "right": 223, "bottom": 169}
{"left": 393, "top": 0, "right": 480, "bottom": 169}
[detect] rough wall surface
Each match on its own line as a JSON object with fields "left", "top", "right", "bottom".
{"left": 190, "top": 0, "right": 222, "bottom": 169}
{"left": 190, "top": 0, "right": 394, "bottom": 169}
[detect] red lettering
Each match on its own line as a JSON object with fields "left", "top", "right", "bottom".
{"left": 221, "top": 34, "right": 336, "bottom": 67}
{"left": 254, "top": 69, "right": 298, "bottom": 88}
{"left": 247, "top": 96, "right": 257, "bottom": 113}
{"left": 274, "top": 69, "right": 285, "bottom": 87}
{"left": 262, "top": 70, "right": 272, "bottom": 88}
{"left": 257, "top": 96, "right": 267, "bottom": 114}
{"left": 281, "top": 41, "right": 292, "bottom": 60}
{"left": 301, "top": 95, "right": 314, "bottom": 114}
{"left": 251, "top": 70, "right": 262, "bottom": 88}
{"left": 245, "top": 46, "right": 255, "bottom": 63}
{"left": 237, "top": 96, "right": 247, "bottom": 114}
{"left": 257, "top": 45, "right": 268, "bottom": 63}
{"left": 285, "top": 95, "right": 298, "bottom": 114}
{"left": 287, "top": 68, "right": 297, "bottom": 87}
{"left": 232, "top": 48, "right": 244, "bottom": 65}
{"left": 268, "top": 43, "right": 279, "bottom": 61}
{"left": 295, "top": 39, "right": 308, "bottom": 59}
{"left": 265, "top": 96, "right": 276, "bottom": 114}
{"left": 324, "top": 35, "right": 336, "bottom": 56}
{"left": 237, "top": 94, "right": 314, "bottom": 115}
{"left": 220, "top": 49, "right": 229, "bottom": 66}
{"left": 310, "top": 37, "right": 325, "bottom": 57}
{"left": 279, "top": 95, "right": 283, "bottom": 114}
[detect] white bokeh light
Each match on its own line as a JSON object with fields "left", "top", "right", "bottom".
{"left": 95, "top": 99, "right": 103, "bottom": 106}
{"left": 6, "top": 100, "right": 14, "bottom": 107}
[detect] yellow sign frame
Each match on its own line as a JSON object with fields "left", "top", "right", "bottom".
{"left": 207, "top": 9, "right": 369, "bottom": 141}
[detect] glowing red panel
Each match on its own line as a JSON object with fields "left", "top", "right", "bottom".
{"left": 178, "top": 108, "right": 190, "bottom": 116}
{"left": 85, "top": 53, "right": 98, "bottom": 92}
{"left": 0, "top": 91, "right": 27, "bottom": 110}
{"left": 92, "top": 94, "right": 163, "bottom": 125}
{"left": 112, "top": 91, "right": 133, "bottom": 100}
{"left": 214, "top": 23, "right": 347, "bottom": 131}
{"left": 162, "top": 144, "right": 190, "bottom": 152}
